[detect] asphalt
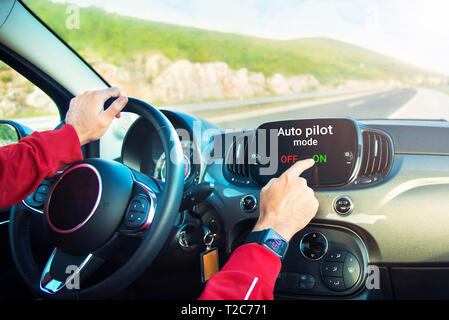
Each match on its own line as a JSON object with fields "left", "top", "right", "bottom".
{"left": 217, "top": 88, "right": 418, "bottom": 128}
{"left": 11, "top": 87, "right": 431, "bottom": 132}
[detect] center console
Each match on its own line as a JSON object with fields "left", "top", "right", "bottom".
{"left": 275, "top": 224, "right": 368, "bottom": 298}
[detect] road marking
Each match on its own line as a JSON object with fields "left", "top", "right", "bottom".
{"left": 207, "top": 89, "right": 387, "bottom": 124}
{"left": 347, "top": 100, "right": 365, "bottom": 107}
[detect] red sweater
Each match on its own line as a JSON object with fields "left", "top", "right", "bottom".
{"left": 0, "top": 124, "right": 281, "bottom": 299}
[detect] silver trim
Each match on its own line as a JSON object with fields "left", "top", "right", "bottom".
{"left": 240, "top": 194, "right": 257, "bottom": 213}
{"left": 39, "top": 248, "right": 93, "bottom": 294}
{"left": 21, "top": 199, "right": 44, "bottom": 215}
{"left": 358, "top": 126, "right": 395, "bottom": 180}
{"left": 332, "top": 195, "right": 354, "bottom": 216}
{"left": 46, "top": 164, "right": 103, "bottom": 234}
{"left": 347, "top": 119, "right": 364, "bottom": 185}
{"left": 0, "top": 220, "right": 10, "bottom": 225}
{"left": 299, "top": 231, "right": 329, "bottom": 261}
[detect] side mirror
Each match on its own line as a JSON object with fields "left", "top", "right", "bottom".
{"left": 0, "top": 122, "right": 19, "bottom": 146}
{"left": 0, "top": 120, "right": 34, "bottom": 146}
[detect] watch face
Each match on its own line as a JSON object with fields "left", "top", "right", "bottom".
{"left": 264, "top": 230, "right": 288, "bottom": 256}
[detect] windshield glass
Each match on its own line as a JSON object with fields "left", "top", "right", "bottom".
{"left": 23, "top": 0, "right": 449, "bottom": 128}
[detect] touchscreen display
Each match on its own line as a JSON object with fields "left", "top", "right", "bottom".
{"left": 250, "top": 118, "right": 359, "bottom": 187}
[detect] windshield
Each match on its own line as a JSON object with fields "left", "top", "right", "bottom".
{"left": 23, "top": 0, "right": 449, "bottom": 128}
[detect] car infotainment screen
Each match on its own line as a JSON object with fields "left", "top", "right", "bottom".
{"left": 250, "top": 118, "right": 360, "bottom": 188}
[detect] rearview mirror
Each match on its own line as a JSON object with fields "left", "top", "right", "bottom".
{"left": 0, "top": 122, "right": 19, "bottom": 146}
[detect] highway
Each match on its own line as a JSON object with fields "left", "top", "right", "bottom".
{"left": 10, "top": 87, "right": 449, "bottom": 132}
{"left": 214, "top": 88, "right": 418, "bottom": 128}
{"left": 214, "top": 87, "right": 449, "bottom": 129}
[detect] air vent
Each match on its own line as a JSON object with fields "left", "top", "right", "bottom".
{"left": 359, "top": 130, "right": 392, "bottom": 177}
{"left": 226, "top": 136, "right": 250, "bottom": 177}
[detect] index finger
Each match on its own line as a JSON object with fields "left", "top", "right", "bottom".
{"left": 285, "top": 158, "right": 315, "bottom": 177}
{"left": 94, "top": 87, "right": 122, "bottom": 101}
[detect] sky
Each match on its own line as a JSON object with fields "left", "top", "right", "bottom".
{"left": 53, "top": 0, "right": 449, "bottom": 75}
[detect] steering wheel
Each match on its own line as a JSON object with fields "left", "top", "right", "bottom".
{"left": 9, "top": 98, "right": 185, "bottom": 299}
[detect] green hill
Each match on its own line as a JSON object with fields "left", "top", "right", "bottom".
{"left": 23, "top": 0, "right": 435, "bottom": 83}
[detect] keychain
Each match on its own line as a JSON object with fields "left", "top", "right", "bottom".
{"left": 200, "top": 228, "right": 219, "bottom": 283}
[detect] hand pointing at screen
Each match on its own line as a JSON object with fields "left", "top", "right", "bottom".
{"left": 252, "top": 158, "right": 319, "bottom": 241}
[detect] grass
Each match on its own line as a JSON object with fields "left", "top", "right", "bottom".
{"left": 22, "top": 0, "right": 438, "bottom": 84}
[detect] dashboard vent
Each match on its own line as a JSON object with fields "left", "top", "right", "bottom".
{"left": 359, "top": 130, "right": 392, "bottom": 177}
{"left": 226, "top": 136, "right": 250, "bottom": 177}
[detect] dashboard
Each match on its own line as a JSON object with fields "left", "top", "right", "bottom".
{"left": 121, "top": 114, "right": 201, "bottom": 189}
{"left": 119, "top": 110, "right": 449, "bottom": 300}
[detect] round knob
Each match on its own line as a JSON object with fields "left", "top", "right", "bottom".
{"left": 240, "top": 194, "right": 257, "bottom": 212}
{"left": 333, "top": 196, "right": 354, "bottom": 216}
{"left": 300, "top": 232, "right": 328, "bottom": 261}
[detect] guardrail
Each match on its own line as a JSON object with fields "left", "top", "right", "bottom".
{"left": 163, "top": 88, "right": 374, "bottom": 113}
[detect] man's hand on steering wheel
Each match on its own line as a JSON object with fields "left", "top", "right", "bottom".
{"left": 65, "top": 87, "right": 128, "bottom": 146}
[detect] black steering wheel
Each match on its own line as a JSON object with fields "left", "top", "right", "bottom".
{"left": 9, "top": 98, "right": 185, "bottom": 299}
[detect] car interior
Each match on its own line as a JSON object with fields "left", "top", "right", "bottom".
{"left": 1, "top": 0, "right": 449, "bottom": 300}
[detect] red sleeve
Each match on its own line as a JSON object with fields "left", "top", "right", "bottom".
{"left": 198, "top": 243, "right": 281, "bottom": 300}
{"left": 0, "top": 124, "right": 83, "bottom": 209}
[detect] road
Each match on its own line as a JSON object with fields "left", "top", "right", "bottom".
{"left": 10, "top": 87, "right": 449, "bottom": 132}
{"left": 214, "top": 87, "right": 449, "bottom": 128}
{"left": 214, "top": 88, "right": 417, "bottom": 128}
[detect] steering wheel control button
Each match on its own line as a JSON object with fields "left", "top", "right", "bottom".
{"left": 343, "top": 253, "right": 361, "bottom": 289}
{"left": 34, "top": 192, "right": 46, "bottom": 203}
{"left": 26, "top": 182, "right": 51, "bottom": 207}
{"left": 240, "top": 194, "right": 257, "bottom": 213}
{"left": 37, "top": 184, "right": 49, "bottom": 194}
{"left": 322, "top": 262, "right": 343, "bottom": 277}
{"left": 125, "top": 195, "right": 150, "bottom": 228}
{"left": 333, "top": 196, "right": 354, "bottom": 216}
{"left": 324, "top": 277, "right": 346, "bottom": 291}
{"left": 299, "top": 232, "right": 328, "bottom": 261}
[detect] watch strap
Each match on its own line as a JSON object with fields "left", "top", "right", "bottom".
{"left": 244, "top": 230, "right": 265, "bottom": 244}
{"left": 244, "top": 229, "right": 288, "bottom": 259}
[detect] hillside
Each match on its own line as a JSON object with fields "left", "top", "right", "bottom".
{"left": 23, "top": 0, "right": 437, "bottom": 83}
{"left": 2, "top": 0, "right": 447, "bottom": 119}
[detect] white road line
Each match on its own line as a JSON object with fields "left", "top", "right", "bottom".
{"left": 207, "top": 89, "right": 386, "bottom": 124}
{"left": 347, "top": 100, "right": 365, "bottom": 108}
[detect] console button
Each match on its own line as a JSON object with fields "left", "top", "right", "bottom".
{"left": 276, "top": 272, "right": 298, "bottom": 289}
{"left": 343, "top": 253, "right": 361, "bottom": 289}
{"left": 324, "top": 277, "right": 345, "bottom": 291}
{"left": 322, "top": 262, "right": 343, "bottom": 277}
{"left": 240, "top": 195, "right": 257, "bottom": 212}
{"left": 300, "top": 232, "right": 328, "bottom": 261}
{"left": 333, "top": 196, "right": 353, "bottom": 216}
{"left": 326, "top": 250, "right": 347, "bottom": 262}
{"left": 298, "top": 274, "right": 315, "bottom": 290}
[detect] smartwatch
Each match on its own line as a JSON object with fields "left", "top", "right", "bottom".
{"left": 244, "top": 228, "right": 289, "bottom": 260}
